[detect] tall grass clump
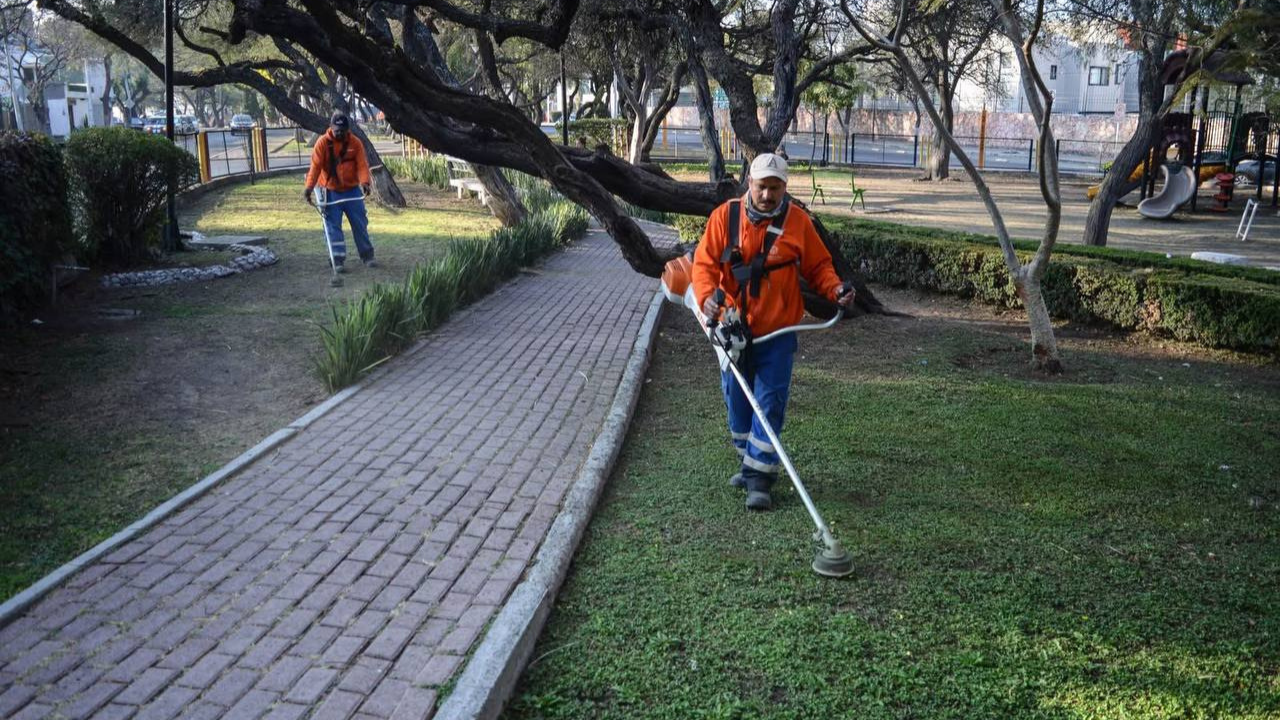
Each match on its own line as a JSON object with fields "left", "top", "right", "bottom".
{"left": 313, "top": 287, "right": 415, "bottom": 390}
{"left": 507, "top": 171, "right": 564, "bottom": 214}
{"left": 315, "top": 202, "right": 590, "bottom": 390}
{"left": 384, "top": 155, "right": 450, "bottom": 190}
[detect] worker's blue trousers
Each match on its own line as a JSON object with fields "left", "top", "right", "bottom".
{"left": 721, "top": 333, "right": 797, "bottom": 491}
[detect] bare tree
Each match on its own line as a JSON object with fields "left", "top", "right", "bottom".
{"left": 894, "top": 0, "right": 1002, "bottom": 181}
{"left": 846, "top": 0, "right": 1065, "bottom": 371}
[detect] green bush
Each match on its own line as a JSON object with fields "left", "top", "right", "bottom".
{"left": 825, "top": 216, "right": 1280, "bottom": 354}
{"left": 557, "top": 118, "right": 629, "bottom": 149}
{"left": 673, "top": 214, "right": 709, "bottom": 243}
{"left": 64, "top": 128, "right": 199, "bottom": 265}
{"left": 383, "top": 155, "right": 450, "bottom": 190}
{"left": 0, "top": 131, "right": 73, "bottom": 324}
{"left": 315, "top": 202, "right": 591, "bottom": 391}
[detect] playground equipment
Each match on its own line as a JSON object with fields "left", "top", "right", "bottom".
{"left": 1138, "top": 165, "right": 1197, "bottom": 219}
{"left": 1088, "top": 50, "right": 1276, "bottom": 215}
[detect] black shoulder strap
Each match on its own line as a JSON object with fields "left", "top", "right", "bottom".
{"left": 721, "top": 200, "right": 741, "bottom": 264}
{"left": 747, "top": 197, "right": 790, "bottom": 298}
{"left": 327, "top": 136, "right": 340, "bottom": 182}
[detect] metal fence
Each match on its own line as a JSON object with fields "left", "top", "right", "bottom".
{"left": 170, "top": 126, "right": 312, "bottom": 181}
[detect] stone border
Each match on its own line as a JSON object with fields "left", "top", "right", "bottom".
{"left": 434, "top": 289, "right": 667, "bottom": 720}
{"left": 99, "top": 244, "right": 279, "bottom": 289}
{"left": 0, "top": 384, "right": 363, "bottom": 628}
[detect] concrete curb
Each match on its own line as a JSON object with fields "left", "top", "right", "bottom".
{"left": 434, "top": 289, "right": 667, "bottom": 720}
{"left": 0, "top": 381, "right": 366, "bottom": 628}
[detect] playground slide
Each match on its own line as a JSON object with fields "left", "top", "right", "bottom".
{"left": 1137, "top": 165, "right": 1197, "bottom": 219}
{"left": 1086, "top": 163, "right": 1224, "bottom": 200}
{"left": 1087, "top": 166, "right": 1144, "bottom": 200}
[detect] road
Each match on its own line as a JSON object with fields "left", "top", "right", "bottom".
{"left": 172, "top": 128, "right": 403, "bottom": 179}
{"left": 539, "top": 124, "right": 1117, "bottom": 175}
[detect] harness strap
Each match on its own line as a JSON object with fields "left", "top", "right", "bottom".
{"left": 327, "top": 135, "right": 349, "bottom": 186}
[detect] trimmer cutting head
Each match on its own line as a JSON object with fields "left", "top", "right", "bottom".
{"left": 812, "top": 544, "right": 855, "bottom": 578}
{"left": 329, "top": 275, "right": 343, "bottom": 288}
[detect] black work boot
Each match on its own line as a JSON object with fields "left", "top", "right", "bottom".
{"left": 729, "top": 472, "right": 745, "bottom": 489}
{"left": 743, "top": 469, "right": 776, "bottom": 511}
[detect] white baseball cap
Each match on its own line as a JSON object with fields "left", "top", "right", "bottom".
{"left": 749, "top": 153, "right": 789, "bottom": 182}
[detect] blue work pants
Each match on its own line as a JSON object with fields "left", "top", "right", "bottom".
{"left": 721, "top": 333, "right": 797, "bottom": 491}
{"left": 317, "top": 187, "right": 373, "bottom": 263}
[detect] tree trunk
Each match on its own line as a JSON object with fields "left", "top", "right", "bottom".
{"left": 351, "top": 123, "right": 407, "bottom": 207}
{"left": 473, "top": 164, "right": 527, "bottom": 227}
{"left": 687, "top": 54, "right": 726, "bottom": 182}
{"left": 928, "top": 94, "right": 954, "bottom": 180}
{"left": 1082, "top": 40, "right": 1166, "bottom": 246}
{"left": 1017, "top": 272, "right": 1062, "bottom": 373}
{"left": 100, "top": 55, "right": 112, "bottom": 123}
{"left": 628, "top": 105, "right": 647, "bottom": 164}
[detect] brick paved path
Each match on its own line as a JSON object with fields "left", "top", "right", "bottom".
{"left": 0, "top": 225, "right": 673, "bottom": 720}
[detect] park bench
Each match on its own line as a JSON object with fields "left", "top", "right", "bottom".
{"left": 445, "top": 156, "right": 489, "bottom": 205}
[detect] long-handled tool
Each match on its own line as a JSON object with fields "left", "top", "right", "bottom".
{"left": 660, "top": 255, "right": 856, "bottom": 578}
{"left": 311, "top": 188, "right": 367, "bottom": 288}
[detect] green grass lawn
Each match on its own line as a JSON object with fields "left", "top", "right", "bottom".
{"left": 0, "top": 175, "right": 497, "bottom": 602}
{"left": 506, "top": 305, "right": 1279, "bottom": 719}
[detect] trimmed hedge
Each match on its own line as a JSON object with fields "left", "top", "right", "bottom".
{"left": 824, "top": 216, "right": 1280, "bottom": 354}
{"left": 315, "top": 201, "right": 590, "bottom": 390}
{"left": 0, "top": 132, "right": 73, "bottom": 324}
{"left": 65, "top": 128, "right": 199, "bottom": 265}
{"left": 556, "top": 118, "right": 629, "bottom": 149}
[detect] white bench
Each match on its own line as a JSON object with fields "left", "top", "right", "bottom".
{"left": 445, "top": 156, "right": 488, "bottom": 205}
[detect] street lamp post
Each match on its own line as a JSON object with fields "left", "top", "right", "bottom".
{"left": 163, "top": 0, "right": 179, "bottom": 250}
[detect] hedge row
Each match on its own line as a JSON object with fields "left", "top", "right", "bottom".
{"left": 315, "top": 201, "right": 590, "bottom": 390}
{"left": 823, "top": 216, "right": 1280, "bottom": 354}
{"left": 0, "top": 132, "right": 73, "bottom": 325}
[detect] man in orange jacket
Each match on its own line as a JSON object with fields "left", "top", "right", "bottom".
{"left": 692, "top": 153, "right": 855, "bottom": 511}
{"left": 304, "top": 111, "right": 376, "bottom": 271}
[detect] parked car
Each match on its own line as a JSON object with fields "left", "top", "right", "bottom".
{"left": 176, "top": 115, "right": 199, "bottom": 134}
{"left": 229, "top": 114, "right": 256, "bottom": 134}
{"left": 1235, "top": 159, "right": 1276, "bottom": 186}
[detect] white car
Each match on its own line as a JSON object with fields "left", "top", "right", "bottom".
{"left": 229, "top": 114, "right": 256, "bottom": 134}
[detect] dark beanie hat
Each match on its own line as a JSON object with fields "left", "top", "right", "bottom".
{"left": 331, "top": 111, "right": 350, "bottom": 128}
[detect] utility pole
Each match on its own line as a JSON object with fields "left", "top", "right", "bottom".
{"left": 163, "top": 0, "right": 179, "bottom": 250}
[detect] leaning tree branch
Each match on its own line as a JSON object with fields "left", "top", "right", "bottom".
{"left": 376, "top": 0, "right": 579, "bottom": 48}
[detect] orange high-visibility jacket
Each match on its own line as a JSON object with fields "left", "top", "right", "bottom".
{"left": 305, "top": 130, "right": 372, "bottom": 192}
{"left": 692, "top": 196, "right": 844, "bottom": 338}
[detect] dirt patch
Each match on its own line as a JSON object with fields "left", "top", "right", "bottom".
{"left": 1, "top": 179, "right": 497, "bottom": 449}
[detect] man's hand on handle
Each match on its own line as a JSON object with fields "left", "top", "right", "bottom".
{"left": 702, "top": 289, "right": 725, "bottom": 325}
{"left": 303, "top": 188, "right": 315, "bottom": 206}
{"left": 361, "top": 183, "right": 371, "bottom": 198}
{"left": 836, "top": 281, "right": 856, "bottom": 310}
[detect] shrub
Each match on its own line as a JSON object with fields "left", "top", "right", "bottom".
{"left": 0, "top": 131, "right": 73, "bottom": 324}
{"left": 315, "top": 202, "right": 591, "bottom": 391}
{"left": 825, "top": 216, "right": 1280, "bottom": 355}
{"left": 384, "top": 155, "right": 450, "bottom": 190}
{"left": 673, "top": 214, "right": 709, "bottom": 243}
{"left": 558, "top": 118, "right": 630, "bottom": 150}
{"left": 64, "top": 128, "right": 199, "bottom": 265}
